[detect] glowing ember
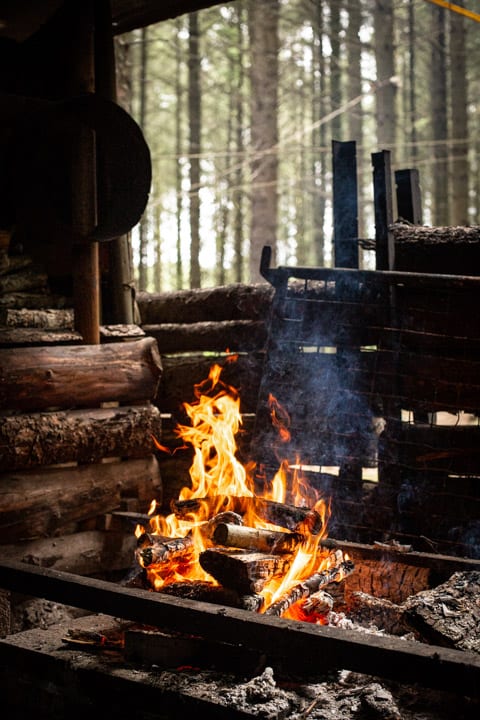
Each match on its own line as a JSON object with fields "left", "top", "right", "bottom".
{"left": 136, "top": 361, "right": 350, "bottom": 621}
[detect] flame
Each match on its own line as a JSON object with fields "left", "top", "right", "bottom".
{"left": 140, "top": 361, "right": 336, "bottom": 617}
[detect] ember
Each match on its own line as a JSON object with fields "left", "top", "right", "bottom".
{"left": 136, "top": 362, "right": 352, "bottom": 620}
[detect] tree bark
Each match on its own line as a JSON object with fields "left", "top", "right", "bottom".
{"left": 0, "top": 405, "right": 162, "bottom": 471}
{"left": 449, "top": 9, "right": 469, "bottom": 226}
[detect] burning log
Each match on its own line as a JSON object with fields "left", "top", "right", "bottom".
{"left": 136, "top": 534, "right": 194, "bottom": 567}
{"left": 199, "top": 549, "right": 292, "bottom": 594}
{"left": 143, "top": 319, "right": 267, "bottom": 354}
{"left": 212, "top": 522, "right": 303, "bottom": 554}
{"left": 171, "top": 496, "right": 324, "bottom": 535}
{"left": 302, "top": 590, "right": 334, "bottom": 616}
{"left": 264, "top": 552, "right": 355, "bottom": 617}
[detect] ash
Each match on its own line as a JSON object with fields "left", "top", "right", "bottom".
{"left": 156, "top": 665, "right": 477, "bottom": 720}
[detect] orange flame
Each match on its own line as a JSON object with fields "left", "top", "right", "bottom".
{"left": 141, "top": 361, "right": 336, "bottom": 614}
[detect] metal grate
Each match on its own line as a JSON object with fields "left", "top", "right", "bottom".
{"left": 251, "top": 248, "right": 480, "bottom": 554}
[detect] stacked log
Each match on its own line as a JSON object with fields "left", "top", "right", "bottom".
{"left": 136, "top": 284, "right": 274, "bottom": 509}
{"left": 0, "top": 337, "right": 163, "bottom": 595}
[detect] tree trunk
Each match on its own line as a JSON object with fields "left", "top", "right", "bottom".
{"left": 374, "top": 0, "right": 396, "bottom": 155}
{"left": 430, "top": 5, "right": 449, "bottom": 225}
{"left": 449, "top": 10, "right": 468, "bottom": 226}
{"left": 248, "top": 0, "right": 279, "bottom": 282}
{"left": 311, "top": 0, "right": 326, "bottom": 268}
{"left": 329, "top": 0, "right": 343, "bottom": 141}
{"left": 138, "top": 26, "right": 149, "bottom": 291}
{"left": 188, "top": 12, "right": 202, "bottom": 288}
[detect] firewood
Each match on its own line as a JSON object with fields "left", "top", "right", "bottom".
{"left": 212, "top": 522, "right": 303, "bottom": 554}
{"left": 344, "top": 559, "right": 430, "bottom": 604}
{"left": 264, "top": 553, "right": 355, "bottom": 617}
{"left": 302, "top": 590, "right": 334, "bottom": 616}
{"left": 136, "top": 535, "right": 195, "bottom": 567}
{"left": 171, "top": 496, "right": 324, "bottom": 535}
{"left": 199, "top": 548, "right": 292, "bottom": 594}
{"left": 0, "top": 292, "right": 70, "bottom": 310}
{"left": 402, "top": 570, "right": 480, "bottom": 652}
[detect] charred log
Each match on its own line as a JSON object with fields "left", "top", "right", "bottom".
{"left": 136, "top": 535, "right": 195, "bottom": 567}
{"left": 264, "top": 552, "right": 354, "bottom": 617}
{"left": 402, "top": 570, "right": 480, "bottom": 652}
{"left": 199, "top": 548, "right": 292, "bottom": 594}
{"left": 144, "top": 320, "right": 267, "bottom": 353}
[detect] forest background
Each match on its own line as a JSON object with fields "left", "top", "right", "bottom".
{"left": 114, "top": 0, "right": 476, "bottom": 291}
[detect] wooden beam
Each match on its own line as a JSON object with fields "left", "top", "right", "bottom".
{"left": 0, "top": 559, "right": 479, "bottom": 696}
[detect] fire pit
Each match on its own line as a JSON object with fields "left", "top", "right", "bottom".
{"left": 130, "top": 360, "right": 355, "bottom": 624}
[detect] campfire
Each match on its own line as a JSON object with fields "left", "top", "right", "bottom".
{"left": 134, "top": 361, "right": 353, "bottom": 621}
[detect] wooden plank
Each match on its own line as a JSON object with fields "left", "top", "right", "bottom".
{"left": 0, "top": 336, "right": 162, "bottom": 412}
{"left": 0, "top": 559, "right": 479, "bottom": 696}
{"left": 373, "top": 150, "right": 395, "bottom": 271}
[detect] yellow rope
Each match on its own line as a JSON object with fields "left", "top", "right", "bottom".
{"left": 424, "top": 0, "right": 480, "bottom": 24}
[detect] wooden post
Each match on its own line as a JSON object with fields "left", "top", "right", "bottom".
{"left": 332, "top": 140, "right": 358, "bottom": 269}
{"left": 70, "top": 0, "right": 100, "bottom": 344}
{"left": 372, "top": 150, "right": 395, "bottom": 271}
{"left": 94, "top": 0, "right": 135, "bottom": 325}
{"left": 395, "top": 168, "right": 423, "bottom": 225}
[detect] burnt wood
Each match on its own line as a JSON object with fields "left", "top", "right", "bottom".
{"left": 199, "top": 548, "right": 292, "bottom": 594}
{"left": 0, "top": 559, "right": 479, "bottom": 695}
{"left": 0, "top": 405, "right": 162, "bottom": 471}
{"left": 0, "top": 336, "right": 162, "bottom": 411}
{"left": 403, "top": 570, "right": 480, "bottom": 652}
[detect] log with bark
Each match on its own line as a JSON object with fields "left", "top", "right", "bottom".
{"left": 0, "top": 308, "right": 74, "bottom": 328}
{"left": 199, "top": 548, "right": 292, "bottom": 594}
{"left": 0, "top": 405, "right": 162, "bottom": 470}
{"left": 0, "top": 455, "right": 162, "bottom": 543}
{"left": 171, "top": 496, "right": 324, "bottom": 535}
{"left": 144, "top": 320, "right": 268, "bottom": 353}
{"left": 136, "top": 534, "right": 195, "bottom": 567}
{"left": 136, "top": 283, "right": 274, "bottom": 324}
{"left": 402, "top": 570, "right": 480, "bottom": 652}
{"left": 264, "top": 551, "right": 355, "bottom": 617}
{"left": 212, "top": 522, "right": 303, "bottom": 554}
{"left": 0, "top": 336, "right": 162, "bottom": 412}
{"left": 157, "top": 352, "right": 264, "bottom": 414}
{"left": 0, "top": 267, "right": 48, "bottom": 294}
{"left": 0, "top": 327, "right": 82, "bottom": 347}
{"left": 0, "top": 292, "right": 71, "bottom": 309}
